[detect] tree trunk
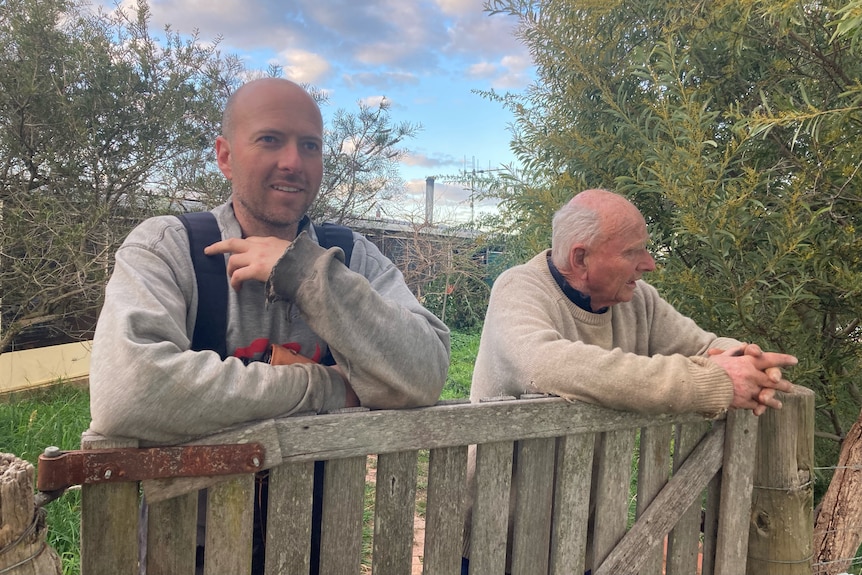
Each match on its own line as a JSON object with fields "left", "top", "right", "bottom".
{"left": 814, "top": 409, "right": 862, "bottom": 574}
{"left": 0, "top": 453, "right": 62, "bottom": 575}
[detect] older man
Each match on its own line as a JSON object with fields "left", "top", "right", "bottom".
{"left": 471, "top": 188, "right": 794, "bottom": 415}
{"left": 462, "top": 189, "right": 795, "bottom": 574}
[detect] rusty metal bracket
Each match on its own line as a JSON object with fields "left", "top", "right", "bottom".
{"left": 36, "top": 443, "right": 265, "bottom": 492}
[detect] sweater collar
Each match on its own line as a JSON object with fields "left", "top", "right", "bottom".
{"left": 546, "top": 255, "right": 608, "bottom": 314}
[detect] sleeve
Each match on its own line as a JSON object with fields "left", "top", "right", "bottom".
{"left": 471, "top": 270, "right": 733, "bottom": 416}
{"left": 88, "top": 218, "right": 349, "bottom": 444}
{"left": 266, "top": 231, "right": 450, "bottom": 410}
{"left": 637, "top": 282, "right": 743, "bottom": 359}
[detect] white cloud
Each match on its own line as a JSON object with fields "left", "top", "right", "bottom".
{"left": 360, "top": 95, "right": 388, "bottom": 108}
{"left": 273, "top": 50, "right": 332, "bottom": 84}
{"left": 467, "top": 61, "right": 498, "bottom": 79}
{"left": 434, "top": 0, "right": 483, "bottom": 17}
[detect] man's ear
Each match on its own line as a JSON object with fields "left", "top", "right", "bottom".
{"left": 215, "top": 135, "right": 232, "bottom": 180}
{"left": 568, "top": 246, "right": 587, "bottom": 273}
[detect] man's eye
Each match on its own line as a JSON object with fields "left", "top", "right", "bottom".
{"left": 303, "top": 141, "right": 321, "bottom": 152}
{"left": 259, "top": 135, "right": 278, "bottom": 144}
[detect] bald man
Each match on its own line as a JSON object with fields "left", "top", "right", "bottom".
{"left": 90, "top": 78, "right": 450, "bottom": 574}
{"left": 91, "top": 78, "right": 449, "bottom": 443}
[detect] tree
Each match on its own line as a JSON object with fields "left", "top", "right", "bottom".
{"left": 312, "top": 98, "right": 420, "bottom": 224}
{"left": 0, "top": 0, "right": 239, "bottom": 351}
{"left": 484, "top": 0, "right": 862, "bottom": 568}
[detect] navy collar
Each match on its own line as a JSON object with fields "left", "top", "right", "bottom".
{"left": 547, "top": 255, "right": 608, "bottom": 314}
{"left": 298, "top": 215, "right": 311, "bottom": 234}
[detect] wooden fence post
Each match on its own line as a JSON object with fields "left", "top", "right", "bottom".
{"left": 747, "top": 385, "right": 815, "bottom": 575}
{"left": 0, "top": 453, "right": 62, "bottom": 575}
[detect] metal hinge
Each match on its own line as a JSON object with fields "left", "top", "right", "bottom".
{"left": 35, "top": 443, "right": 265, "bottom": 504}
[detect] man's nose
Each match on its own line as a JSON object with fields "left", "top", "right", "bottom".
{"left": 640, "top": 252, "right": 657, "bottom": 272}
{"left": 277, "top": 142, "right": 302, "bottom": 171}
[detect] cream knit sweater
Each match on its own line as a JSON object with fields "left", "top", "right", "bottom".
{"left": 471, "top": 251, "right": 736, "bottom": 416}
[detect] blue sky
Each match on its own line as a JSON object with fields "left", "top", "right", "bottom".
{"left": 114, "top": 0, "right": 535, "bottom": 222}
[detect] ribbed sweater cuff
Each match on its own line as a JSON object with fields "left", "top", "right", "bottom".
{"left": 688, "top": 356, "right": 735, "bottom": 417}
{"left": 266, "top": 232, "right": 329, "bottom": 302}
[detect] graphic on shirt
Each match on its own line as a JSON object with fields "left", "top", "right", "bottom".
{"left": 233, "top": 337, "right": 324, "bottom": 364}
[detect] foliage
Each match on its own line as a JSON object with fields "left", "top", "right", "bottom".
{"left": 1, "top": 385, "right": 91, "bottom": 575}
{"left": 485, "top": 0, "right": 862, "bottom": 477}
{"left": 442, "top": 329, "right": 480, "bottom": 399}
{"left": 0, "top": 0, "right": 424, "bottom": 353}
{"left": 313, "top": 98, "right": 420, "bottom": 224}
{"left": 375, "top": 204, "right": 492, "bottom": 330}
{"left": 421, "top": 263, "right": 490, "bottom": 331}
{"left": 0, "top": 0, "right": 239, "bottom": 351}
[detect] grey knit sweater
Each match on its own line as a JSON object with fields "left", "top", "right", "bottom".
{"left": 90, "top": 201, "right": 450, "bottom": 444}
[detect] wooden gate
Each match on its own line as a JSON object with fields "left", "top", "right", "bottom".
{"left": 58, "top": 389, "right": 813, "bottom": 575}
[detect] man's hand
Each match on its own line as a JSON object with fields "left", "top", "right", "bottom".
{"left": 708, "top": 344, "right": 797, "bottom": 416}
{"left": 204, "top": 237, "right": 291, "bottom": 291}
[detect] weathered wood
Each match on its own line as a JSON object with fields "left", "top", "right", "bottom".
{"left": 713, "top": 409, "right": 758, "bottom": 575}
{"left": 423, "top": 446, "right": 468, "bottom": 575}
{"left": 0, "top": 454, "right": 62, "bottom": 575}
{"left": 594, "top": 421, "right": 725, "bottom": 575}
{"left": 635, "top": 424, "right": 673, "bottom": 575}
{"left": 145, "top": 491, "right": 197, "bottom": 575}
{"left": 372, "top": 450, "right": 419, "bottom": 575}
{"left": 271, "top": 398, "right": 711, "bottom": 462}
{"left": 509, "top": 437, "right": 558, "bottom": 575}
{"left": 701, "top": 470, "right": 722, "bottom": 575}
{"left": 591, "top": 430, "right": 637, "bottom": 569}
{"left": 203, "top": 475, "right": 255, "bottom": 575}
{"left": 143, "top": 418, "right": 282, "bottom": 503}
{"left": 317, "top": 456, "right": 366, "bottom": 574}
{"left": 264, "top": 461, "right": 315, "bottom": 575}
{"left": 549, "top": 433, "right": 594, "bottom": 575}
{"left": 749, "top": 385, "right": 815, "bottom": 575}
{"left": 75, "top": 392, "right": 815, "bottom": 575}
{"left": 667, "top": 421, "right": 711, "bottom": 575}
{"left": 468, "top": 441, "right": 514, "bottom": 575}
{"left": 139, "top": 399, "right": 706, "bottom": 502}
{"left": 80, "top": 433, "right": 140, "bottom": 575}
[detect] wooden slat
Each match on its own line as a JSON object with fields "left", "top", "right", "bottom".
{"left": 549, "top": 433, "right": 595, "bottom": 575}
{"left": 667, "top": 421, "right": 711, "bottom": 575}
{"left": 271, "top": 399, "right": 712, "bottom": 462}
{"left": 317, "top": 456, "right": 367, "bottom": 574}
{"left": 146, "top": 491, "right": 198, "bottom": 575}
{"left": 591, "top": 430, "right": 636, "bottom": 569}
{"left": 468, "top": 441, "right": 514, "bottom": 575}
{"left": 594, "top": 421, "right": 726, "bottom": 575}
{"left": 204, "top": 475, "right": 255, "bottom": 575}
{"left": 635, "top": 424, "right": 673, "bottom": 575}
{"left": 80, "top": 433, "right": 140, "bottom": 575}
{"left": 701, "top": 470, "right": 722, "bottom": 575}
{"left": 510, "top": 437, "right": 557, "bottom": 575}
{"left": 714, "top": 409, "right": 758, "bottom": 575}
{"left": 264, "top": 461, "right": 315, "bottom": 575}
{"left": 372, "top": 450, "right": 419, "bottom": 575}
{"left": 423, "top": 446, "right": 468, "bottom": 575}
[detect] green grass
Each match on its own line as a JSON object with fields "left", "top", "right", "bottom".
{"left": 1, "top": 384, "right": 90, "bottom": 575}
{"left": 1, "top": 330, "right": 480, "bottom": 575}
{"left": 442, "top": 329, "right": 480, "bottom": 399}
